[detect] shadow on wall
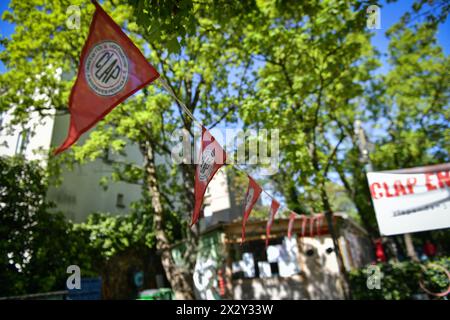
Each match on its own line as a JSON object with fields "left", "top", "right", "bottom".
{"left": 233, "top": 272, "right": 342, "bottom": 300}
{"left": 232, "top": 237, "right": 344, "bottom": 300}
{"left": 101, "top": 247, "right": 167, "bottom": 299}
{"left": 301, "top": 237, "right": 344, "bottom": 300}
{"left": 233, "top": 275, "right": 311, "bottom": 300}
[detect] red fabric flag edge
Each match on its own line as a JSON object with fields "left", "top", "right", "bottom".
{"left": 287, "top": 211, "right": 296, "bottom": 239}
{"left": 265, "top": 199, "right": 280, "bottom": 247}
{"left": 241, "top": 175, "right": 262, "bottom": 244}
{"left": 191, "top": 127, "right": 227, "bottom": 226}
{"left": 54, "top": 2, "right": 160, "bottom": 155}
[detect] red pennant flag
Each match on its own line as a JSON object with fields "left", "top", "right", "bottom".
{"left": 54, "top": 1, "right": 159, "bottom": 155}
{"left": 309, "top": 215, "right": 316, "bottom": 237}
{"left": 301, "top": 215, "right": 308, "bottom": 237}
{"left": 241, "top": 176, "right": 262, "bottom": 244}
{"left": 265, "top": 199, "right": 280, "bottom": 247}
{"left": 192, "top": 127, "right": 227, "bottom": 226}
{"left": 287, "top": 212, "right": 296, "bottom": 239}
{"left": 309, "top": 214, "right": 324, "bottom": 237}
{"left": 316, "top": 214, "right": 324, "bottom": 236}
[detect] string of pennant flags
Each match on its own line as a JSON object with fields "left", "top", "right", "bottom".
{"left": 54, "top": 0, "right": 326, "bottom": 246}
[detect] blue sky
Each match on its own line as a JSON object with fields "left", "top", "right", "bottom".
{"left": 0, "top": 0, "right": 448, "bottom": 74}
{"left": 0, "top": 1, "right": 447, "bottom": 137}
{"left": 371, "top": 0, "right": 449, "bottom": 74}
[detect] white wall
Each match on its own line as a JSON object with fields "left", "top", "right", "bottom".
{"left": 299, "top": 236, "right": 344, "bottom": 299}
{"left": 48, "top": 113, "right": 143, "bottom": 222}
{"left": 204, "top": 168, "right": 231, "bottom": 216}
{"left": 232, "top": 236, "right": 345, "bottom": 300}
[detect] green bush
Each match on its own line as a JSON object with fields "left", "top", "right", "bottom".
{"left": 349, "top": 257, "right": 450, "bottom": 300}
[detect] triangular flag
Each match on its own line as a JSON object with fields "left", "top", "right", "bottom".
{"left": 309, "top": 215, "right": 315, "bottom": 237}
{"left": 309, "top": 214, "right": 324, "bottom": 237}
{"left": 54, "top": 1, "right": 159, "bottom": 155}
{"left": 287, "top": 211, "right": 296, "bottom": 239}
{"left": 265, "top": 199, "right": 280, "bottom": 247}
{"left": 315, "top": 214, "right": 324, "bottom": 236}
{"left": 241, "top": 175, "right": 262, "bottom": 244}
{"left": 192, "top": 127, "right": 227, "bottom": 226}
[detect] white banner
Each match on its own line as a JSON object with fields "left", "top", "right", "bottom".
{"left": 367, "top": 163, "right": 450, "bottom": 235}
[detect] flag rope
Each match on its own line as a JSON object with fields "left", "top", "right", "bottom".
{"left": 159, "top": 77, "right": 200, "bottom": 127}
{"left": 158, "top": 77, "right": 295, "bottom": 216}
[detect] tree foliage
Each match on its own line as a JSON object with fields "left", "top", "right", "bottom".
{"left": 0, "top": 155, "right": 99, "bottom": 296}
{"left": 349, "top": 257, "right": 450, "bottom": 300}
{"left": 0, "top": 155, "right": 165, "bottom": 297}
{"left": 0, "top": 0, "right": 449, "bottom": 297}
{"left": 370, "top": 14, "right": 450, "bottom": 170}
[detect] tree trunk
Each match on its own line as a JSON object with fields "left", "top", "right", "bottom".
{"left": 403, "top": 233, "right": 419, "bottom": 262}
{"left": 143, "top": 141, "right": 195, "bottom": 299}
{"left": 320, "top": 185, "right": 352, "bottom": 300}
{"left": 179, "top": 163, "right": 199, "bottom": 271}
{"left": 334, "top": 148, "right": 379, "bottom": 239}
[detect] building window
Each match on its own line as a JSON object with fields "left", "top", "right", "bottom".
{"left": 116, "top": 193, "right": 125, "bottom": 209}
{"left": 15, "top": 130, "right": 29, "bottom": 155}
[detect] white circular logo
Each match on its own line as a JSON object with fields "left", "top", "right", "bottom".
{"left": 199, "top": 144, "right": 216, "bottom": 182}
{"left": 244, "top": 188, "right": 255, "bottom": 212}
{"left": 85, "top": 41, "right": 129, "bottom": 96}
